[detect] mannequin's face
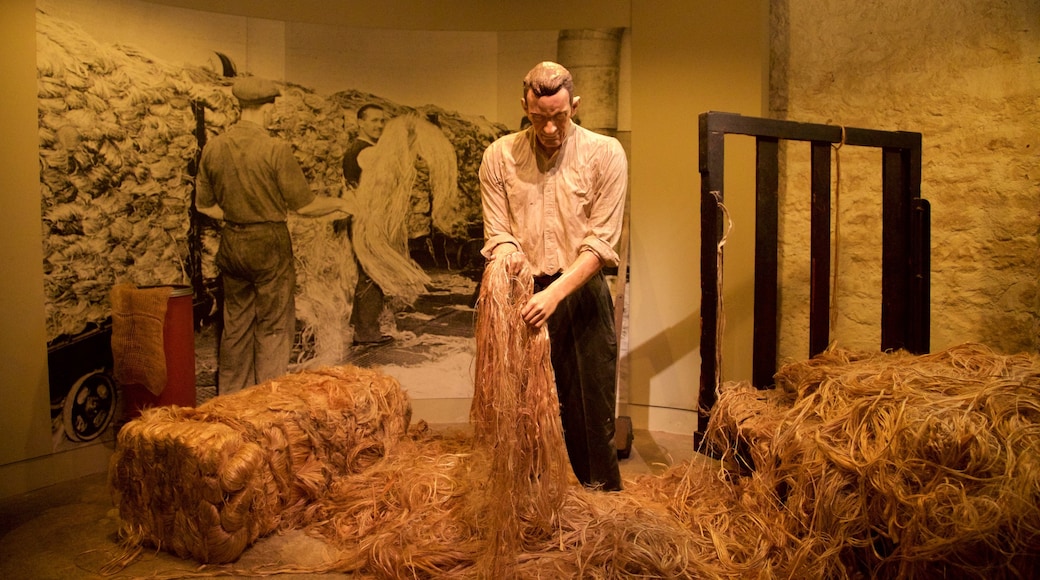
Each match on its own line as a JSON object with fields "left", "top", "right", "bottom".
{"left": 523, "top": 89, "right": 579, "bottom": 152}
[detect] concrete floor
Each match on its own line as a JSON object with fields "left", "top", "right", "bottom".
{"left": 0, "top": 427, "right": 696, "bottom": 579}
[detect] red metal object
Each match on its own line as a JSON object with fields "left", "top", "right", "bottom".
{"left": 123, "top": 285, "right": 196, "bottom": 418}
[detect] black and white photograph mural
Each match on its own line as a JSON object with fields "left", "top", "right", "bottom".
{"left": 37, "top": 0, "right": 624, "bottom": 449}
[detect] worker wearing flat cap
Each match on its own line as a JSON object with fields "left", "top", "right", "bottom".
{"left": 231, "top": 76, "right": 281, "bottom": 106}
{"left": 196, "top": 76, "right": 352, "bottom": 393}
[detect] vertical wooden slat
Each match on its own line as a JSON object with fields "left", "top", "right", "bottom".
{"left": 753, "top": 137, "right": 779, "bottom": 387}
{"left": 698, "top": 115, "right": 725, "bottom": 430}
{"left": 906, "top": 137, "right": 929, "bottom": 354}
{"left": 881, "top": 147, "right": 909, "bottom": 351}
{"left": 188, "top": 100, "right": 206, "bottom": 303}
{"left": 809, "top": 141, "right": 831, "bottom": 357}
{"left": 910, "top": 198, "right": 931, "bottom": 353}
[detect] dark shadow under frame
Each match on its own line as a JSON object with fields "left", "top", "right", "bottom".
{"left": 698, "top": 111, "right": 930, "bottom": 433}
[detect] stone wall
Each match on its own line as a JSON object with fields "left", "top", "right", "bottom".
{"left": 770, "top": 0, "right": 1039, "bottom": 359}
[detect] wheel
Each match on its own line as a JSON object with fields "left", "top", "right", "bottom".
{"left": 62, "top": 369, "right": 117, "bottom": 442}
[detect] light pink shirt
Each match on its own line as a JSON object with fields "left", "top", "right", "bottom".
{"left": 479, "top": 124, "right": 628, "bottom": 276}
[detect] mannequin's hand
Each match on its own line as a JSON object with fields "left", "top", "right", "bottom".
{"left": 522, "top": 286, "right": 560, "bottom": 328}
{"left": 492, "top": 244, "right": 526, "bottom": 277}
{"left": 502, "top": 251, "right": 526, "bottom": 277}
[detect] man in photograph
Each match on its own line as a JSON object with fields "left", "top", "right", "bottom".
{"left": 196, "top": 76, "right": 352, "bottom": 393}
{"left": 341, "top": 103, "right": 394, "bottom": 346}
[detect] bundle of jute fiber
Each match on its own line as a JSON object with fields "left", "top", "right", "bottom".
{"left": 702, "top": 380, "right": 795, "bottom": 475}
{"left": 294, "top": 424, "right": 492, "bottom": 577}
{"left": 107, "top": 365, "right": 410, "bottom": 567}
{"left": 288, "top": 213, "right": 358, "bottom": 369}
{"left": 706, "top": 343, "right": 1040, "bottom": 578}
{"left": 351, "top": 114, "right": 454, "bottom": 305}
{"left": 279, "top": 425, "right": 732, "bottom": 579}
{"left": 469, "top": 257, "right": 570, "bottom": 577}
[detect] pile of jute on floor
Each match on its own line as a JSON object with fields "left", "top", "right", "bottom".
{"left": 108, "top": 365, "right": 410, "bottom": 565}
{"left": 703, "top": 343, "right": 1040, "bottom": 578}
{"left": 273, "top": 341, "right": 1039, "bottom": 579}
{"left": 232, "top": 258, "right": 735, "bottom": 578}
{"left": 106, "top": 282, "right": 1039, "bottom": 578}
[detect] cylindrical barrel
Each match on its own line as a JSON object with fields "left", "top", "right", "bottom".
{"left": 557, "top": 28, "right": 624, "bottom": 136}
{"left": 124, "top": 285, "right": 196, "bottom": 417}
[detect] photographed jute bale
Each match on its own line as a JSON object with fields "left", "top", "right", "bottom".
{"left": 108, "top": 365, "right": 410, "bottom": 565}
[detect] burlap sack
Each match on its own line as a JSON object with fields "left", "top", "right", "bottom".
{"left": 110, "top": 283, "right": 169, "bottom": 395}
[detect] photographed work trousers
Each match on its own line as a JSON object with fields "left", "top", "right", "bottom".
{"left": 541, "top": 272, "right": 622, "bottom": 491}
{"left": 350, "top": 263, "right": 386, "bottom": 342}
{"left": 216, "top": 222, "right": 295, "bottom": 394}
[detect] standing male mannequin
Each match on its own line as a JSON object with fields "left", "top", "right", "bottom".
{"left": 479, "top": 62, "right": 628, "bottom": 490}
{"left": 342, "top": 104, "right": 393, "bottom": 345}
{"left": 196, "top": 76, "right": 351, "bottom": 393}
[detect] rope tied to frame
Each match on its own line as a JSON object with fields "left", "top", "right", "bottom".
{"left": 830, "top": 126, "right": 846, "bottom": 331}
{"left": 711, "top": 190, "right": 734, "bottom": 392}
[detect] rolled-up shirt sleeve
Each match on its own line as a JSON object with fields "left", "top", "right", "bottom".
{"left": 578, "top": 138, "right": 627, "bottom": 267}
{"left": 479, "top": 144, "right": 521, "bottom": 258}
{"left": 196, "top": 152, "right": 216, "bottom": 209}
{"left": 274, "top": 143, "right": 317, "bottom": 211}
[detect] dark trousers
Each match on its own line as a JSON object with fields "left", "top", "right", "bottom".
{"left": 350, "top": 264, "right": 385, "bottom": 342}
{"left": 216, "top": 222, "right": 295, "bottom": 394}
{"left": 541, "top": 272, "right": 622, "bottom": 491}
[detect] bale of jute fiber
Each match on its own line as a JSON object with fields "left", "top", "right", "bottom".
{"left": 704, "top": 343, "right": 1040, "bottom": 578}
{"left": 702, "top": 380, "right": 795, "bottom": 474}
{"left": 108, "top": 365, "right": 411, "bottom": 565}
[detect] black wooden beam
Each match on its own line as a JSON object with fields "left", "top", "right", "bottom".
{"left": 881, "top": 147, "right": 910, "bottom": 351}
{"left": 809, "top": 141, "right": 832, "bottom": 357}
{"left": 753, "top": 137, "right": 780, "bottom": 388}
{"left": 698, "top": 115, "right": 726, "bottom": 430}
{"left": 702, "top": 111, "right": 921, "bottom": 150}
{"left": 910, "top": 197, "right": 931, "bottom": 353}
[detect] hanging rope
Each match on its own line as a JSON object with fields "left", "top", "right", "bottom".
{"left": 830, "top": 126, "right": 846, "bottom": 331}
{"left": 711, "top": 191, "right": 734, "bottom": 391}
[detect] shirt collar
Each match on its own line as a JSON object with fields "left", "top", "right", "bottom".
{"left": 528, "top": 123, "right": 574, "bottom": 167}
{"left": 234, "top": 119, "right": 266, "bottom": 132}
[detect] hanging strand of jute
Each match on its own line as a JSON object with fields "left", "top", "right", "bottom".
{"left": 711, "top": 190, "right": 734, "bottom": 392}
{"left": 470, "top": 256, "right": 570, "bottom": 577}
{"left": 830, "top": 126, "right": 846, "bottom": 331}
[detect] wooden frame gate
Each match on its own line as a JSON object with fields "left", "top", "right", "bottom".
{"left": 698, "top": 111, "right": 930, "bottom": 431}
